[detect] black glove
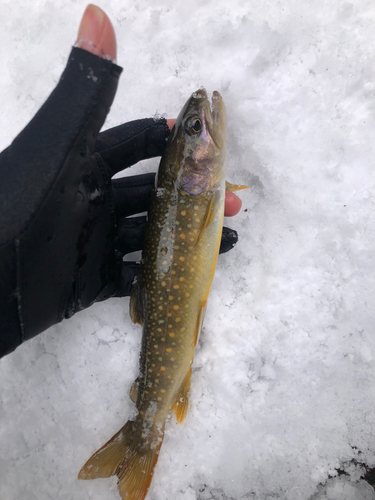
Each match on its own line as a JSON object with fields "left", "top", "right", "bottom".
{"left": 0, "top": 47, "right": 238, "bottom": 358}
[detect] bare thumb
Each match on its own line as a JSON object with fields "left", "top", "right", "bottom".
{"left": 75, "top": 4, "right": 117, "bottom": 63}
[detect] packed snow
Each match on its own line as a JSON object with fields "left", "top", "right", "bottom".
{"left": 1, "top": 1, "right": 374, "bottom": 499}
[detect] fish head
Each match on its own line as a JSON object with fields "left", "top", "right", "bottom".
{"left": 161, "top": 89, "right": 226, "bottom": 195}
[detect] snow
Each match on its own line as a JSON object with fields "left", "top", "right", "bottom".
{"left": 1, "top": 0, "right": 375, "bottom": 499}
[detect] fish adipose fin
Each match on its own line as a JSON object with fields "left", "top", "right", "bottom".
{"left": 225, "top": 180, "right": 249, "bottom": 192}
{"left": 173, "top": 368, "right": 192, "bottom": 424}
{"left": 78, "top": 420, "right": 163, "bottom": 500}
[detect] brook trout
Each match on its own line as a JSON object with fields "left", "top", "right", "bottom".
{"left": 78, "top": 89, "right": 244, "bottom": 500}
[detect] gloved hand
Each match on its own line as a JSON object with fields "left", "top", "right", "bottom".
{"left": 0, "top": 6, "right": 239, "bottom": 358}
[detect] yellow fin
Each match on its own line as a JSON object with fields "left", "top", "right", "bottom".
{"left": 129, "top": 379, "right": 138, "bottom": 403}
{"left": 194, "top": 191, "right": 220, "bottom": 247}
{"left": 173, "top": 368, "right": 192, "bottom": 424}
{"left": 129, "top": 281, "right": 143, "bottom": 326}
{"left": 78, "top": 423, "right": 130, "bottom": 480}
{"left": 79, "top": 419, "right": 163, "bottom": 500}
{"left": 194, "top": 302, "right": 207, "bottom": 348}
{"left": 225, "top": 180, "right": 249, "bottom": 192}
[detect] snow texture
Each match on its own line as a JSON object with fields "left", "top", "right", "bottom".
{"left": 1, "top": 1, "right": 375, "bottom": 499}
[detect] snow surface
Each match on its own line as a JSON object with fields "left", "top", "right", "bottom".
{"left": 1, "top": 1, "right": 375, "bottom": 499}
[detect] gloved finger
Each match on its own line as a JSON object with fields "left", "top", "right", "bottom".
{"left": 117, "top": 216, "right": 147, "bottom": 255}
{"left": 95, "top": 118, "right": 170, "bottom": 175}
{"left": 219, "top": 227, "right": 238, "bottom": 254}
{"left": 113, "top": 262, "right": 140, "bottom": 297}
{"left": 112, "top": 173, "right": 155, "bottom": 218}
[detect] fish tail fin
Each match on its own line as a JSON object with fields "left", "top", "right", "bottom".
{"left": 78, "top": 419, "right": 164, "bottom": 500}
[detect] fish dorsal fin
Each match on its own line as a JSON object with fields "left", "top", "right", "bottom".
{"left": 129, "top": 281, "right": 143, "bottom": 326}
{"left": 173, "top": 368, "right": 192, "bottom": 424}
{"left": 129, "top": 379, "right": 139, "bottom": 403}
{"left": 194, "top": 190, "right": 221, "bottom": 247}
{"left": 225, "top": 180, "right": 249, "bottom": 192}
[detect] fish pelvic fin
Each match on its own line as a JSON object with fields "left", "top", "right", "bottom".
{"left": 78, "top": 420, "right": 163, "bottom": 500}
{"left": 225, "top": 180, "right": 249, "bottom": 192}
{"left": 173, "top": 368, "right": 192, "bottom": 424}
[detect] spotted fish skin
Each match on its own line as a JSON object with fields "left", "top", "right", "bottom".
{"left": 78, "top": 89, "right": 227, "bottom": 500}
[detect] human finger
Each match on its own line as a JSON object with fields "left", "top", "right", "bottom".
{"left": 96, "top": 118, "right": 170, "bottom": 175}
{"left": 112, "top": 173, "right": 155, "bottom": 218}
{"left": 224, "top": 191, "right": 242, "bottom": 216}
{"left": 117, "top": 216, "right": 147, "bottom": 255}
{"left": 75, "top": 4, "right": 117, "bottom": 62}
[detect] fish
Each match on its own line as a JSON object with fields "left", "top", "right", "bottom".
{"left": 78, "top": 89, "right": 246, "bottom": 500}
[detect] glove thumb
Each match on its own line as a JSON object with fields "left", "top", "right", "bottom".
{"left": 75, "top": 4, "right": 117, "bottom": 62}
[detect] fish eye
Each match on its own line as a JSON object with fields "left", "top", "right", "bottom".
{"left": 185, "top": 117, "right": 202, "bottom": 135}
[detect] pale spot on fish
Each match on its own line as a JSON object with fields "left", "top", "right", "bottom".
{"left": 179, "top": 256, "right": 185, "bottom": 262}
{"left": 173, "top": 285, "right": 180, "bottom": 289}
{"left": 181, "top": 211, "right": 186, "bottom": 216}
{"left": 160, "top": 366, "right": 166, "bottom": 371}
{"left": 173, "top": 305, "right": 179, "bottom": 310}
{"left": 175, "top": 318, "right": 181, "bottom": 323}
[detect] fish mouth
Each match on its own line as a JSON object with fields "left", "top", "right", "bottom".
{"left": 209, "top": 91, "right": 226, "bottom": 149}
{"left": 190, "top": 89, "right": 226, "bottom": 149}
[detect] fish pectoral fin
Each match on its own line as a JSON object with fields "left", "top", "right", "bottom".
{"left": 129, "top": 379, "right": 139, "bottom": 403}
{"left": 129, "top": 281, "right": 143, "bottom": 326}
{"left": 173, "top": 368, "right": 192, "bottom": 425}
{"left": 194, "top": 191, "right": 220, "bottom": 247}
{"left": 225, "top": 180, "right": 249, "bottom": 192}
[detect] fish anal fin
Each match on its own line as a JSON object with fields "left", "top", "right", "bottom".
{"left": 173, "top": 368, "right": 192, "bottom": 424}
{"left": 225, "top": 180, "right": 249, "bottom": 192}
{"left": 130, "top": 281, "right": 143, "bottom": 326}
{"left": 129, "top": 379, "right": 139, "bottom": 403}
{"left": 194, "top": 302, "right": 207, "bottom": 348}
